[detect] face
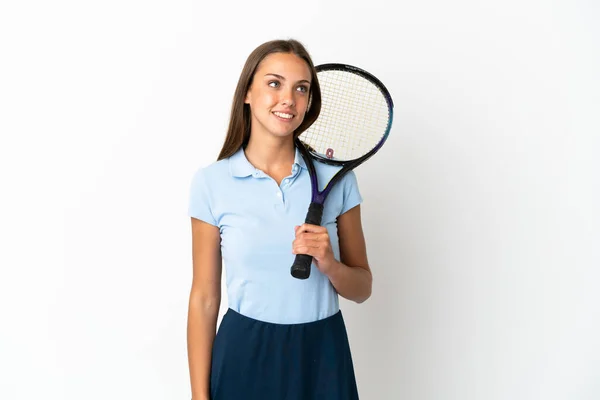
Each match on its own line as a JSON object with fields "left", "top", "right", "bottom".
{"left": 245, "top": 52, "right": 312, "bottom": 140}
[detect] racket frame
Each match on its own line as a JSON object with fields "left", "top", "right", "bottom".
{"left": 290, "top": 63, "right": 394, "bottom": 279}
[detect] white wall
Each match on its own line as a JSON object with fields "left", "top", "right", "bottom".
{"left": 1, "top": 0, "right": 598, "bottom": 399}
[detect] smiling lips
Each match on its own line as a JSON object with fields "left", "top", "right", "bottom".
{"left": 273, "top": 111, "right": 294, "bottom": 121}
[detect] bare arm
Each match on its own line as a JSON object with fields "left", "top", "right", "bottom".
{"left": 327, "top": 205, "right": 372, "bottom": 303}
{"left": 187, "top": 217, "right": 222, "bottom": 400}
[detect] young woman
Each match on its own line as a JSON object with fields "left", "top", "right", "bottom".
{"left": 187, "top": 39, "right": 372, "bottom": 400}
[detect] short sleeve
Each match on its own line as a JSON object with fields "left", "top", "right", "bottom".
{"left": 340, "top": 170, "right": 363, "bottom": 215}
{"left": 188, "top": 168, "right": 217, "bottom": 226}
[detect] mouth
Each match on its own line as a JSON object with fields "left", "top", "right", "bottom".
{"left": 272, "top": 111, "right": 295, "bottom": 121}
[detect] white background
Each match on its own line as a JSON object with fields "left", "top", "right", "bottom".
{"left": 1, "top": 0, "right": 599, "bottom": 399}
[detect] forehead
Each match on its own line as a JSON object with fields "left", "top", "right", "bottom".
{"left": 255, "top": 52, "right": 311, "bottom": 80}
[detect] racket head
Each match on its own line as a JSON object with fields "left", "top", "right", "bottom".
{"left": 298, "top": 63, "right": 394, "bottom": 167}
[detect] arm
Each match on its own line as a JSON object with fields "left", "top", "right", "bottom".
{"left": 292, "top": 204, "right": 372, "bottom": 303}
{"left": 327, "top": 204, "right": 372, "bottom": 303}
{"left": 187, "top": 217, "right": 222, "bottom": 400}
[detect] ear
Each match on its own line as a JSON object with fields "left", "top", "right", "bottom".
{"left": 244, "top": 89, "right": 251, "bottom": 104}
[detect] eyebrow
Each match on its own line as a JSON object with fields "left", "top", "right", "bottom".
{"left": 264, "top": 73, "right": 310, "bottom": 85}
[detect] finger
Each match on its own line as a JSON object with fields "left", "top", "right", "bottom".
{"left": 293, "top": 245, "right": 324, "bottom": 257}
{"left": 296, "top": 227, "right": 329, "bottom": 238}
{"left": 299, "top": 235, "right": 327, "bottom": 245}
{"left": 297, "top": 223, "right": 327, "bottom": 234}
{"left": 296, "top": 232, "right": 330, "bottom": 243}
{"left": 293, "top": 237, "right": 323, "bottom": 248}
{"left": 294, "top": 235, "right": 330, "bottom": 248}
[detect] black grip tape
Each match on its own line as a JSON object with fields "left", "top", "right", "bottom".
{"left": 304, "top": 202, "right": 324, "bottom": 226}
{"left": 290, "top": 203, "right": 324, "bottom": 279}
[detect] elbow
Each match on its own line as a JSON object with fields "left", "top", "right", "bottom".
{"left": 355, "top": 271, "right": 372, "bottom": 304}
{"left": 354, "top": 289, "right": 371, "bottom": 304}
{"left": 188, "top": 289, "right": 221, "bottom": 313}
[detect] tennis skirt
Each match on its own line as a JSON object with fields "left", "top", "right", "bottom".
{"left": 209, "top": 308, "right": 359, "bottom": 400}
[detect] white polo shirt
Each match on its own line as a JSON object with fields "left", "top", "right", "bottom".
{"left": 188, "top": 147, "right": 362, "bottom": 324}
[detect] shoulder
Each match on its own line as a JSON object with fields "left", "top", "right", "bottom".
{"left": 190, "top": 158, "right": 231, "bottom": 188}
{"left": 188, "top": 158, "right": 233, "bottom": 224}
{"left": 312, "top": 161, "right": 360, "bottom": 190}
{"left": 311, "top": 161, "right": 362, "bottom": 216}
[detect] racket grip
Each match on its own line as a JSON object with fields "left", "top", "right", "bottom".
{"left": 290, "top": 202, "right": 324, "bottom": 279}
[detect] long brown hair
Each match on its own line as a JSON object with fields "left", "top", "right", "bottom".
{"left": 217, "top": 39, "right": 322, "bottom": 161}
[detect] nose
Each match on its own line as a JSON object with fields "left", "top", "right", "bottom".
{"left": 281, "top": 87, "right": 296, "bottom": 107}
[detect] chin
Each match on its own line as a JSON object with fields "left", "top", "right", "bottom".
{"left": 270, "top": 130, "right": 296, "bottom": 139}
{"left": 268, "top": 125, "right": 300, "bottom": 138}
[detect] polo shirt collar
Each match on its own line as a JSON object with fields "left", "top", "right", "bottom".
{"left": 229, "top": 146, "right": 307, "bottom": 178}
{"left": 294, "top": 146, "right": 308, "bottom": 171}
{"left": 229, "top": 147, "right": 255, "bottom": 177}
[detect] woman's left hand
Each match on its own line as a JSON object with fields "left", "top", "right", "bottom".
{"left": 292, "top": 223, "right": 339, "bottom": 276}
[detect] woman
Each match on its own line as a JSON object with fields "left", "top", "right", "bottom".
{"left": 187, "top": 39, "right": 372, "bottom": 400}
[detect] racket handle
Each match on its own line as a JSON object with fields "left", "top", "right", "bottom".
{"left": 290, "top": 202, "right": 324, "bottom": 279}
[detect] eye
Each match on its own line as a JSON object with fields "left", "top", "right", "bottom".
{"left": 297, "top": 85, "right": 309, "bottom": 93}
{"left": 268, "top": 80, "right": 280, "bottom": 88}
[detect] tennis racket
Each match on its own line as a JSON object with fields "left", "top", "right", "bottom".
{"left": 290, "top": 63, "right": 394, "bottom": 280}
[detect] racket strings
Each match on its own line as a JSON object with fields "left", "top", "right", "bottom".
{"left": 300, "top": 69, "right": 390, "bottom": 161}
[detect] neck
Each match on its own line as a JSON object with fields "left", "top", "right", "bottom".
{"left": 244, "top": 135, "right": 295, "bottom": 174}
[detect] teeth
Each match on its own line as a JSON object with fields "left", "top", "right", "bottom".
{"left": 273, "top": 112, "right": 293, "bottom": 119}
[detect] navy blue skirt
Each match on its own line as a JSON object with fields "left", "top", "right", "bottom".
{"left": 210, "top": 308, "right": 359, "bottom": 400}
